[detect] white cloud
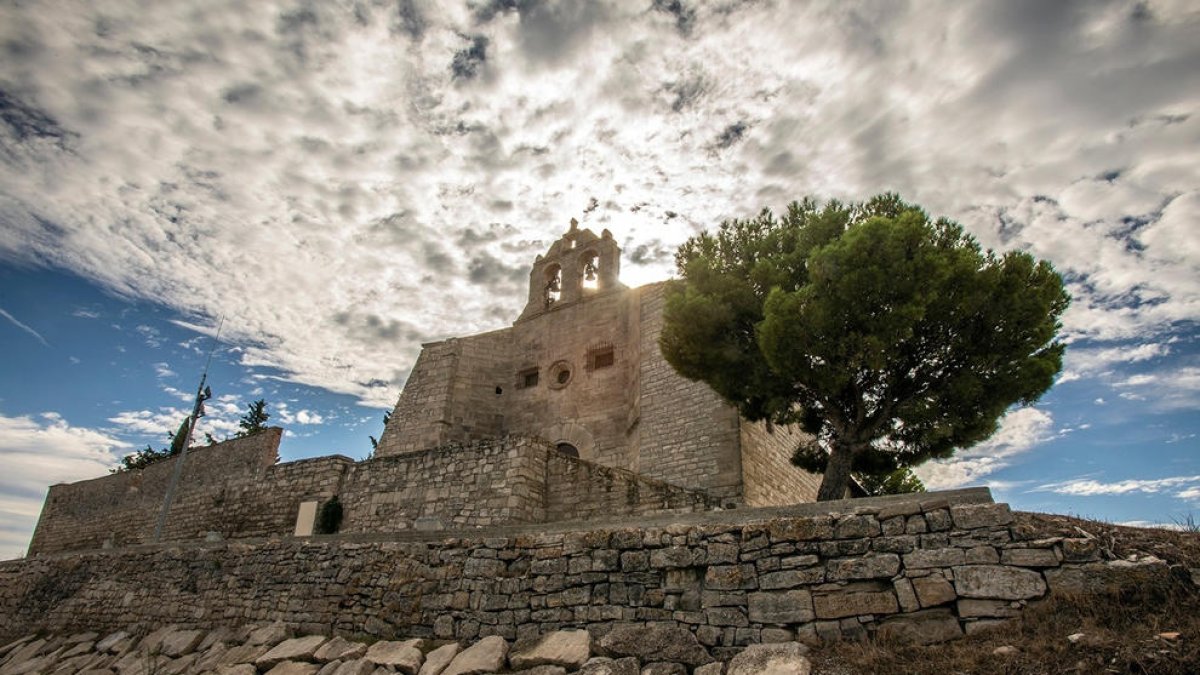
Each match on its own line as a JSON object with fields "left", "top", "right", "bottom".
{"left": 0, "top": 412, "right": 130, "bottom": 560}
{"left": 1037, "top": 474, "right": 1200, "bottom": 497}
{"left": 1059, "top": 341, "right": 1170, "bottom": 383}
{"left": 0, "top": 1, "right": 1195, "bottom": 416}
{"left": 916, "top": 407, "right": 1057, "bottom": 490}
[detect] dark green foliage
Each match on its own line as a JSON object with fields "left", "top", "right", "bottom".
{"left": 856, "top": 467, "right": 927, "bottom": 496}
{"left": 368, "top": 410, "right": 392, "bottom": 453}
{"left": 316, "top": 496, "right": 343, "bottom": 534}
{"left": 661, "top": 194, "right": 1069, "bottom": 501}
{"left": 236, "top": 399, "right": 270, "bottom": 437}
{"left": 112, "top": 416, "right": 191, "bottom": 472}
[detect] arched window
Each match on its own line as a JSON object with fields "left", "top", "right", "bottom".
{"left": 580, "top": 251, "right": 599, "bottom": 292}
{"left": 556, "top": 443, "right": 579, "bottom": 458}
{"left": 544, "top": 264, "right": 562, "bottom": 307}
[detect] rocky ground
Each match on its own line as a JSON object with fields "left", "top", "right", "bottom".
{"left": 2, "top": 513, "right": 1195, "bottom": 675}
{"left": 0, "top": 623, "right": 813, "bottom": 675}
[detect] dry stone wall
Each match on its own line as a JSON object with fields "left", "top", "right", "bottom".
{"left": 5, "top": 488, "right": 1155, "bottom": 654}
{"left": 738, "top": 421, "right": 822, "bottom": 507}
{"left": 28, "top": 430, "right": 283, "bottom": 554}
{"left": 27, "top": 434, "right": 735, "bottom": 557}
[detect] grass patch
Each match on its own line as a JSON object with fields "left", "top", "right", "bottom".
{"left": 810, "top": 513, "right": 1200, "bottom": 674}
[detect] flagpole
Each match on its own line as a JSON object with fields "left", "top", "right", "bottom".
{"left": 152, "top": 316, "right": 223, "bottom": 543}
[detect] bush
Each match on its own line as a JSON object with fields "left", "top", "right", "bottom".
{"left": 316, "top": 496, "right": 343, "bottom": 534}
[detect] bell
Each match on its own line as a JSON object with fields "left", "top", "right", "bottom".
{"left": 584, "top": 261, "right": 597, "bottom": 281}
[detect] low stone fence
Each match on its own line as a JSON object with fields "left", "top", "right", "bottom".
{"left": 3, "top": 488, "right": 1167, "bottom": 651}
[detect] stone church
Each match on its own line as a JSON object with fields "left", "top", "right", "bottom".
{"left": 27, "top": 220, "right": 824, "bottom": 557}
{"left": 374, "top": 220, "right": 821, "bottom": 507}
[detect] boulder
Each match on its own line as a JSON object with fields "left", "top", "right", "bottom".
{"left": 441, "top": 636, "right": 508, "bottom": 675}
{"left": 314, "top": 636, "right": 367, "bottom": 662}
{"left": 577, "top": 656, "right": 640, "bottom": 675}
{"left": 640, "top": 663, "right": 686, "bottom": 675}
{"left": 364, "top": 640, "right": 424, "bottom": 675}
{"left": 726, "top": 642, "right": 811, "bottom": 675}
{"left": 331, "top": 658, "right": 377, "bottom": 675}
{"left": 599, "top": 624, "right": 713, "bottom": 667}
{"left": 247, "top": 623, "right": 293, "bottom": 647}
{"left": 512, "top": 667, "right": 567, "bottom": 675}
{"left": 93, "top": 632, "right": 127, "bottom": 654}
{"left": 417, "top": 643, "right": 461, "bottom": 675}
{"left": 159, "top": 629, "right": 206, "bottom": 657}
{"left": 509, "top": 630, "right": 590, "bottom": 670}
{"left": 266, "top": 662, "right": 322, "bottom": 675}
{"left": 694, "top": 664, "right": 725, "bottom": 675}
{"left": 258, "top": 636, "right": 329, "bottom": 669}
{"left": 216, "top": 666, "right": 258, "bottom": 675}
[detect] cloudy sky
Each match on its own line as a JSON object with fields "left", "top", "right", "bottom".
{"left": 1, "top": 0, "right": 1197, "bottom": 559}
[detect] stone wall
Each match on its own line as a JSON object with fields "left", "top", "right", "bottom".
{"left": 739, "top": 420, "right": 822, "bottom": 507}
{"left": 28, "top": 435, "right": 747, "bottom": 557}
{"left": 340, "top": 436, "right": 548, "bottom": 533}
{"left": 634, "top": 283, "right": 744, "bottom": 500}
{"left": 543, "top": 451, "right": 720, "bottom": 522}
{"left": 3, "top": 488, "right": 1134, "bottom": 650}
{"left": 27, "top": 430, "right": 283, "bottom": 554}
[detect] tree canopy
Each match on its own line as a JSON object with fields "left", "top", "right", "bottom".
{"left": 660, "top": 194, "right": 1069, "bottom": 501}
{"left": 236, "top": 399, "right": 270, "bottom": 437}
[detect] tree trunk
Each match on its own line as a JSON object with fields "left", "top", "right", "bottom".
{"left": 815, "top": 443, "right": 857, "bottom": 501}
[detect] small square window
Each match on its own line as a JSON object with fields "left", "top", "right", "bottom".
{"left": 519, "top": 368, "right": 539, "bottom": 388}
{"left": 589, "top": 345, "right": 615, "bottom": 370}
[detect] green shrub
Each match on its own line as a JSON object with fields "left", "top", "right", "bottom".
{"left": 316, "top": 496, "right": 343, "bottom": 534}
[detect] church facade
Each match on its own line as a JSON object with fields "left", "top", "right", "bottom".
{"left": 375, "top": 221, "right": 821, "bottom": 507}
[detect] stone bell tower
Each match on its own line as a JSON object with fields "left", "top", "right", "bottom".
{"left": 516, "top": 219, "right": 623, "bottom": 322}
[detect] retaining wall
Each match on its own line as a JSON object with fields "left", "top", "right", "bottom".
{"left": 3, "top": 488, "right": 1133, "bottom": 649}
{"left": 27, "top": 434, "right": 722, "bottom": 556}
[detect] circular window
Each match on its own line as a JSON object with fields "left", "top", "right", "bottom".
{"left": 547, "top": 360, "right": 573, "bottom": 389}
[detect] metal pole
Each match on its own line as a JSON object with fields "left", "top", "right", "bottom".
{"left": 151, "top": 317, "right": 223, "bottom": 543}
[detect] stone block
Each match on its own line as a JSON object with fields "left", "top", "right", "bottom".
{"left": 833, "top": 515, "right": 879, "bottom": 539}
{"left": 767, "top": 516, "right": 833, "bottom": 543}
{"left": 956, "top": 598, "right": 1021, "bottom": 618}
{"left": 949, "top": 503, "right": 1013, "bottom": 529}
{"left": 441, "top": 636, "right": 508, "bottom": 675}
{"left": 727, "top": 642, "right": 811, "bottom": 675}
{"left": 266, "top": 662, "right": 321, "bottom": 675}
{"left": 258, "top": 636, "right": 329, "bottom": 669}
{"left": 315, "top": 637, "right": 367, "bottom": 662}
{"left": 331, "top": 659, "right": 377, "bottom": 675}
{"left": 963, "top": 546, "right": 999, "bottom": 564}
{"left": 598, "top": 624, "right": 713, "bottom": 667}
{"left": 1061, "top": 538, "right": 1100, "bottom": 562}
{"left": 904, "top": 548, "right": 965, "bottom": 569}
{"left": 705, "top": 607, "right": 749, "bottom": 627}
{"left": 417, "top": 643, "right": 460, "bottom": 675}
{"left": 825, "top": 553, "right": 900, "bottom": 581}
{"left": 640, "top": 663, "right": 686, "bottom": 675}
{"left": 1001, "top": 548, "right": 1060, "bottom": 568}
{"left": 510, "top": 630, "right": 591, "bottom": 670}
{"left": 758, "top": 568, "right": 825, "bottom": 589}
{"left": 925, "top": 509, "right": 953, "bottom": 532}
{"left": 812, "top": 585, "right": 899, "bottom": 619}
{"left": 705, "top": 564, "right": 757, "bottom": 590}
{"left": 876, "top": 609, "right": 963, "bottom": 645}
{"left": 577, "top": 656, "right": 640, "bottom": 675}
{"left": 912, "top": 576, "right": 957, "bottom": 607}
{"left": 893, "top": 578, "right": 919, "bottom": 613}
{"left": 365, "top": 640, "right": 423, "bottom": 675}
{"left": 748, "top": 589, "right": 815, "bottom": 624}
{"left": 953, "top": 565, "right": 1047, "bottom": 600}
